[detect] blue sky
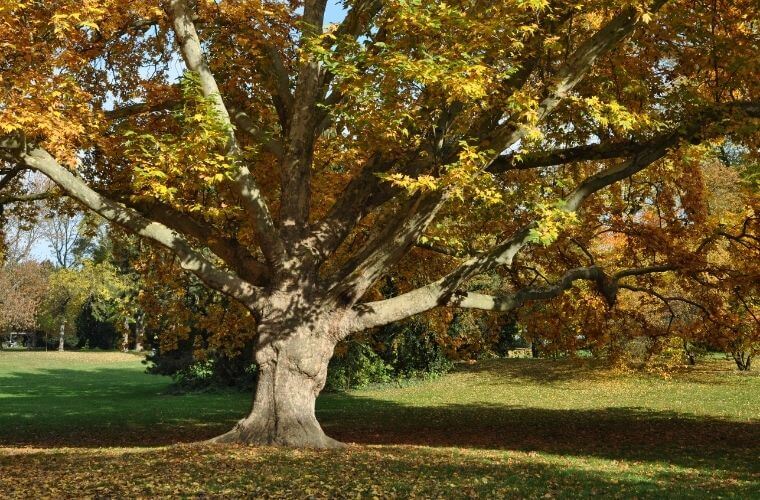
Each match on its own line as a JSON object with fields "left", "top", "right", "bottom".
{"left": 325, "top": 1, "right": 347, "bottom": 26}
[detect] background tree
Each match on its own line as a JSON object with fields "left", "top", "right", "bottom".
{"left": 0, "top": 261, "right": 49, "bottom": 346}
{"left": 2, "top": 215, "right": 39, "bottom": 266}
{"left": 40, "top": 212, "right": 82, "bottom": 269}
{"left": 38, "top": 261, "right": 129, "bottom": 350}
{"left": 1, "top": 0, "right": 758, "bottom": 447}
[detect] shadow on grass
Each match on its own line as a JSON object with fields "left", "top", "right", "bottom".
{"left": 0, "top": 366, "right": 758, "bottom": 479}
{"left": 451, "top": 357, "right": 753, "bottom": 385}
{"left": 322, "top": 401, "right": 760, "bottom": 475}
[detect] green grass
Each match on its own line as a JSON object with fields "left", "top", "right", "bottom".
{"left": 0, "top": 351, "right": 758, "bottom": 498}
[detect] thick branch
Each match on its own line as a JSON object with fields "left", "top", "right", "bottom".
{"left": 279, "top": 0, "right": 329, "bottom": 243}
{"left": 19, "top": 147, "right": 260, "bottom": 306}
{"left": 261, "top": 44, "right": 294, "bottom": 123}
{"left": 170, "top": 0, "right": 285, "bottom": 265}
{"left": 327, "top": 192, "right": 446, "bottom": 303}
{"left": 484, "top": 0, "right": 668, "bottom": 156}
{"left": 489, "top": 140, "right": 650, "bottom": 173}
{"left": 307, "top": 153, "right": 399, "bottom": 261}
{"left": 103, "top": 99, "right": 182, "bottom": 120}
{"left": 125, "top": 198, "right": 271, "bottom": 286}
{"left": 348, "top": 263, "right": 674, "bottom": 332}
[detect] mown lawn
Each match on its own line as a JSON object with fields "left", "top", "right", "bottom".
{"left": 0, "top": 351, "right": 758, "bottom": 498}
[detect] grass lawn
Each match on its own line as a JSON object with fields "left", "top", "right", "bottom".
{"left": 0, "top": 351, "right": 758, "bottom": 498}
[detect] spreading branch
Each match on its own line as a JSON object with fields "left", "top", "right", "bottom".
{"left": 169, "top": 0, "right": 286, "bottom": 265}
{"left": 348, "top": 263, "right": 674, "bottom": 333}
{"left": 347, "top": 101, "right": 756, "bottom": 332}
{"left": 18, "top": 147, "right": 260, "bottom": 306}
{"left": 309, "top": 1, "right": 668, "bottom": 265}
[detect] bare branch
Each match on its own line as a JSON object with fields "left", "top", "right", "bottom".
{"left": 612, "top": 264, "right": 674, "bottom": 281}
{"left": 618, "top": 284, "right": 714, "bottom": 320}
{"left": 0, "top": 191, "right": 53, "bottom": 205}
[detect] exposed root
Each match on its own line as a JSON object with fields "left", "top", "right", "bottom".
{"left": 207, "top": 420, "right": 346, "bottom": 449}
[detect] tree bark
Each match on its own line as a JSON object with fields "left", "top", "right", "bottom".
{"left": 732, "top": 351, "right": 752, "bottom": 371}
{"left": 122, "top": 318, "right": 130, "bottom": 352}
{"left": 211, "top": 310, "right": 343, "bottom": 448}
{"left": 135, "top": 316, "right": 144, "bottom": 353}
{"left": 58, "top": 319, "right": 66, "bottom": 352}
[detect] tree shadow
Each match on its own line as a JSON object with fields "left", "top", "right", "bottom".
{"left": 451, "top": 357, "right": 754, "bottom": 385}
{"left": 454, "top": 358, "right": 610, "bottom": 384}
{"left": 320, "top": 397, "right": 760, "bottom": 476}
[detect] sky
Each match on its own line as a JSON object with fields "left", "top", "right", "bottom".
{"left": 325, "top": 1, "right": 348, "bottom": 26}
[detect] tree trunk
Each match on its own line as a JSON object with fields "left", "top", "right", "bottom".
{"left": 683, "top": 340, "right": 696, "bottom": 365}
{"left": 732, "top": 351, "right": 752, "bottom": 371}
{"left": 58, "top": 320, "right": 66, "bottom": 352}
{"left": 134, "top": 315, "right": 145, "bottom": 352}
{"left": 122, "top": 318, "right": 130, "bottom": 352}
{"left": 211, "top": 314, "right": 342, "bottom": 448}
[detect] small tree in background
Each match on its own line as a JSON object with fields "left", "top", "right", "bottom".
{"left": 38, "top": 262, "right": 129, "bottom": 350}
{"left": 0, "top": 262, "right": 49, "bottom": 346}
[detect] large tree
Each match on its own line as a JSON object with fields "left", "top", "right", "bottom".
{"left": 1, "top": 0, "right": 758, "bottom": 447}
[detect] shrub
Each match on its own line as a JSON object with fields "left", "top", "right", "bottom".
{"left": 144, "top": 344, "right": 258, "bottom": 392}
{"left": 326, "top": 342, "right": 393, "bottom": 391}
{"left": 377, "top": 320, "right": 453, "bottom": 379}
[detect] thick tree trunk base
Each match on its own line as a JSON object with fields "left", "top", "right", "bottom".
{"left": 209, "top": 330, "right": 342, "bottom": 449}
{"left": 209, "top": 420, "right": 345, "bottom": 449}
